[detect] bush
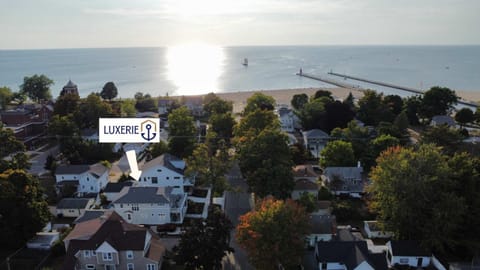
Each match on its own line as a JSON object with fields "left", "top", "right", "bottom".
{"left": 318, "top": 186, "right": 333, "bottom": 200}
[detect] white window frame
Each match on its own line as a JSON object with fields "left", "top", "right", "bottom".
{"left": 127, "top": 263, "right": 134, "bottom": 270}
{"left": 146, "top": 264, "right": 156, "bottom": 270}
{"left": 126, "top": 250, "right": 134, "bottom": 259}
{"left": 84, "top": 250, "right": 91, "bottom": 257}
{"left": 103, "top": 252, "right": 113, "bottom": 261}
{"left": 85, "top": 264, "right": 95, "bottom": 270}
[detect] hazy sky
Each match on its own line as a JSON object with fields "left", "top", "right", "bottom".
{"left": 1, "top": 0, "right": 479, "bottom": 49}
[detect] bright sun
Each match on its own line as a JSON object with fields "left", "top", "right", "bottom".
{"left": 166, "top": 43, "right": 225, "bottom": 95}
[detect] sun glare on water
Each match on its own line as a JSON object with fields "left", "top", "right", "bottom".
{"left": 166, "top": 43, "right": 225, "bottom": 95}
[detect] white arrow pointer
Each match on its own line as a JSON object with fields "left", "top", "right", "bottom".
{"left": 126, "top": 150, "right": 142, "bottom": 181}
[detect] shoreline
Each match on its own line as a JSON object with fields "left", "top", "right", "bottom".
{"left": 172, "top": 87, "right": 479, "bottom": 114}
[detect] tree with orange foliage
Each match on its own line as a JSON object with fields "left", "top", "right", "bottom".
{"left": 236, "top": 197, "right": 310, "bottom": 269}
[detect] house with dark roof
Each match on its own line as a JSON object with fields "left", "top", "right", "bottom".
{"left": 386, "top": 240, "right": 431, "bottom": 268}
{"left": 315, "top": 241, "right": 388, "bottom": 270}
{"left": 138, "top": 153, "right": 194, "bottom": 194}
{"left": 323, "top": 166, "right": 365, "bottom": 198}
{"left": 292, "top": 179, "right": 319, "bottom": 200}
{"left": 112, "top": 186, "right": 188, "bottom": 225}
{"left": 63, "top": 210, "right": 165, "bottom": 270}
{"left": 55, "top": 163, "right": 109, "bottom": 196}
{"left": 56, "top": 198, "right": 95, "bottom": 218}
{"left": 307, "top": 214, "right": 337, "bottom": 247}
{"left": 302, "top": 129, "right": 330, "bottom": 158}
{"left": 103, "top": 180, "right": 136, "bottom": 201}
{"left": 74, "top": 210, "right": 107, "bottom": 224}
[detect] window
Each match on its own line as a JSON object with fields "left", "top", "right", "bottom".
{"left": 87, "top": 177, "right": 89, "bottom": 181}
{"left": 126, "top": 250, "right": 134, "bottom": 259}
{"left": 103, "top": 252, "right": 113, "bottom": 261}
{"left": 132, "top": 205, "right": 139, "bottom": 211}
{"left": 127, "top": 214, "right": 131, "bottom": 220}
{"left": 174, "top": 177, "right": 180, "bottom": 179}
{"left": 399, "top": 258, "right": 409, "bottom": 264}
{"left": 127, "top": 263, "right": 134, "bottom": 270}
{"left": 90, "top": 186, "right": 93, "bottom": 191}
{"left": 152, "top": 177, "right": 158, "bottom": 184}
{"left": 120, "top": 204, "right": 123, "bottom": 208}
{"left": 146, "top": 264, "right": 156, "bottom": 270}
{"left": 86, "top": 265, "right": 95, "bottom": 270}
{"left": 92, "top": 251, "right": 96, "bottom": 256}
{"left": 84, "top": 250, "right": 91, "bottom": 257}
{"left": 166, "top": 177, "right": 169, "bottom": 180}
{"left": 157, "top": 169, "right": 162, "bottom": 172}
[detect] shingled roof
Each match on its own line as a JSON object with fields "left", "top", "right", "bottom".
{"left": 316, "top": 241, "right": 387, "bottom": 270}
{"left": 63, "top": 211, "right": 165, "bottom": 270}
{"left": 56, "top": 163, "right": 108, "bottom": 178}
{"left": 113, "top": 186, "right": 172, "bottom": 204}
{"left": 141, "top": 153, "right": 184, "bottom": 175}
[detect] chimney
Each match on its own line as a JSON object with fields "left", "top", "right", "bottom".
{"left": 357, "top": 161, "right": 361, "bottom": 168}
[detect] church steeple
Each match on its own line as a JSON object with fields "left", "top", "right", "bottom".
{"left": 60, "top": 79, "right": 79, "bottom": 97}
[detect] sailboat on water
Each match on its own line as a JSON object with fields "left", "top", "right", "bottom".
{"left": 242, "top": 58, "right": 248, "bottom": 66}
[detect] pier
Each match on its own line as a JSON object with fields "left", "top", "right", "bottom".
{"left": 296, "top": 72, "right": 362, "bottom": 90}
{"left": 298, "top": 71, "right": 477, "bottom": 108}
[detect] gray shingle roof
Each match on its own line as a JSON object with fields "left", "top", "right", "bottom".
{"left": 113, "top": 187, "right": 172, "bottom": 204}
{"left": 324, "top": 167, "right": 362, "bottom": 180}
{"left": 303, "top": 129, "right": 329, "bottom": 139}
{"left": 103, "top": 181, "right": 134, "bottom": 193}
{"left": 316, "top": 241, "right": 388, "bottom": 270}
{"left": 57, "top": 198, "right": 92, "bottom": 209}
{"left": 74, "top": 210, "right": 106, "bottom": 224}
{"left": 56, "top": 163, "right": 107, "bottom": 178}
{"left": 309, "top": 214, "right": 336, "bottom": 234}
{"left": 141, "top": 153, "right": 184, "bottom": 175}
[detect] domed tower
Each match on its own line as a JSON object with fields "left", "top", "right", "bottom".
{"left": 60, "top": 80, "right": 79, "bottom": 97}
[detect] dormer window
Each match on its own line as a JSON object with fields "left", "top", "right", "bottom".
{"left": 126, "top": 250, "right": 134, "bottom": 259}
{"left": 103, "top": 252, "right": 113, "bottom": 261}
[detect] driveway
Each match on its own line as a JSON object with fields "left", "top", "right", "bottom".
{"left": 28, "top": 145, "right": 59, "bottom": 176}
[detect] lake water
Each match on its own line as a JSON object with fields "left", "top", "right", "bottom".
{"left": 0, "top": 45, "right": 479, "bottom": 98}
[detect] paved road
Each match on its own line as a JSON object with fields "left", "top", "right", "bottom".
{"left": 222, "top": 161, "right": 254, "bottom": 270}
{"left": 28, "top": 145, "right": 60, "bottom": 176}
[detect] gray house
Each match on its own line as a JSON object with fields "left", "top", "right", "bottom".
{"left": 63, "top": 210, "right": 165, "bottom": 270}
{"left": 323, "top": 167, "right": 365, "bottom": 198}
{"left": 302, "top": 129, "right": 330, "bottom": 158}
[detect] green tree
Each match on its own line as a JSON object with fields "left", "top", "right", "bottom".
{"left": 325, "top": 100, "right": 355, "bottom": 132}
{"left": 100, "top": 81, "right": 118, "bottom": 101}
{"left": 185, "top": 136, "right": 231, "bottom": 197}
{"left": 313, "top": 90, "right": 333, "bottom": 100}
{"left": 403, "top": 96, "right": 422, "bottom": 125}
{"left": 148, "top": 141, "right": 169, "bottom": 159}
{"left": 135, "top": 96, "right": 157, "bottom": 112}
{"left": 168, "top": 106, "right": 196, "bottom": 158}
{"left": 74, "top": 93, "right": 113, "bottom": 128}
{"left": 20, "top": 74, "right": 53, "bottom": 101}
{"left": 357, "top": 90, "right": 391, "bottom": 125}
{"left": 237, "top": 128, "right": 294, "bottom": 199}
{"left": 243, "top": 92, "right": 275, "bottom": 114}
{"left": 174, "top": 207, "right": 234, "bottom": 270}
{"left": 53, "top": 93, "right": 80, "bottom": 116}
{"left": 236, "top": 198, "right": 309, "bottom": 269}
{"left": 455, "top": 108, "right": 474, "bottom": 127}
{"left": 48, "top": 115, "right": 79, "bottom": 139}
{"left": 368, "top": 145, "right": 464, "bottom": 255}
{"left": 420, "top": 125, "right": 463, "bottom": 154}
{"left": 383, "top": 94, "right": 403, "bottom": 116}
{"left": 0, "top": 86, "right": 13, "bottom": 109}
{"left": 297, "top": 97, "right": 327, "bottom": 130}
{"left": 0, "top": 170, "right": 51, "bottom": 247}
{"left": 120, "top": 99, "right": 136, "bottom": 117}
{"left": 0, "top": 124, "right": 30, "bottom": 171}
{"left": 370, "top": 134, "right": 400, "bottom": 161}
{"left": 209, "top": 112, "right": 236, "bottom": 141}
{"left": 291, "top": 93, "right": 309, "bottom": 111}
{"left": 343, "top": 92, "right": 356, "bottom": 110}
{"left": 296, "top": 192, "right": 317, "bottom": 213}
{"left": 419, "top": 86, "right": 458, "bottom": 120}
{"left": 234, "top": 109, "right": 279, "bottom": 138}
{"left": 204, "top": 93, "right": 233, "bottom": 115}
{"left": 320, "top": 140, "right": 356, "bottom": 167}
{"left": 331, "top": 121, "right": 371, "bottom": 164}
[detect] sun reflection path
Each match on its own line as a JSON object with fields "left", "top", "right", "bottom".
{"left": 166, "top": 43, "right": 225, "bottom": 95}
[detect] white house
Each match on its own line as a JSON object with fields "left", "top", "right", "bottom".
{"left": 137, "top": 154, "right": 194, "bottom": 194}
{"left": 386, "top": 240, "right": 431, "bottom": 268}
{"left": 55, "top": 163, "right": 109, "bottom": 195}
{"left": 363, "top": 221, "right": 394, "bottom": 239}
{"left": 431, "top": 115, "right": 456, "bottom": 127}
{"left": 56, "top": 198, "right": 95, "bottom": 218}
{"left": 112, "top": 186, "right": 188, "bottom": 225}
{"left": 302, "top": 129, "right": 330, "bottom": 158}
{"left": 323, "top": 166, "right": 364, "bottom": 198}
{"left": 275, "top": 106, "right": 300, "bottom": 133}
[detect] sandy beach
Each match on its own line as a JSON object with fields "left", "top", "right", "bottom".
{"left": 210, "top": 87, "right": 479, "bottom": 113}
